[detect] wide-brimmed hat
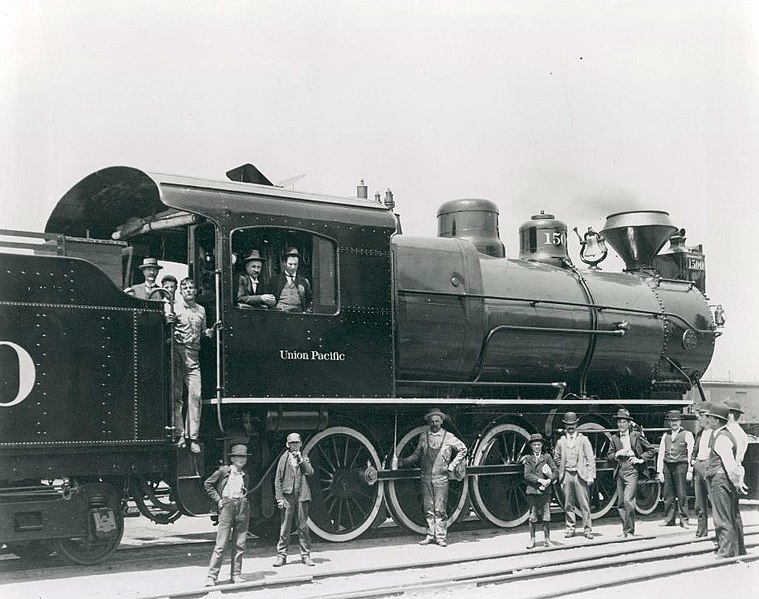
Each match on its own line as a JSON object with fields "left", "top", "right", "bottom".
{"left": 706, "top": 404, "right": 729, "bottom": 422}
{"left": 229, "top": 444, "right": 250, "bottom": 457}
{"left": 696, "top": 402, "right": 712, "bottom": 414}
{"left": 243, "top": 249, "right": 266, "bottom": 264}
{"left": 665, "top": 410, "right": 683, "bottom": 422}
{"left": 615, "top": 408, "right": 632, "bottom": 421}
{"left": 528, "top": 433, "right": 544, "bottom": 444}
{"left": 562, "top": 411, "right": 579, "bottom": 425}
{"left": 723, "top": 399, "right": 744, "bottom": 414}
{"left": 283, "top": 247, "right": 301, "bottom": 259}
{"left": 138, "top": 257, "right": 163, "bottom": 270}
{"left": 424, "top": 408, "right": 447, "bottom": 422}
{"left": 286, "top": 432, "right": 302, "bottom": 443}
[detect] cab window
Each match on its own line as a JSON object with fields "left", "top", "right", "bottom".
{"left": 231, "top": 227, "right": 338, "bottom": 315}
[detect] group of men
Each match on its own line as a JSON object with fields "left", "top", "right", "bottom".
{"left": 202, "top": 433, "right": 315, "bottom": 586}
{"left": 125, "top": 247, "right": 312, "bottom": 452}
{"left": 195, "top": 402, "right": 750, "bottom": 586}
{"left": 236, "top": 247, "right": 312, "bottom": 313}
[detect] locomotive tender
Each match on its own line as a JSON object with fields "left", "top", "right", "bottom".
{"left": 0, "top": 164, "right": 720, "bottom": 563}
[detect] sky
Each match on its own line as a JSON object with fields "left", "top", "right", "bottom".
{"left": 1, "top": 0, "right": 757, "bottom": 381}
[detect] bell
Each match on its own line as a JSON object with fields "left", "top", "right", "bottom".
{"left": 578, "top": 227, "right": 608, "bottom": 268}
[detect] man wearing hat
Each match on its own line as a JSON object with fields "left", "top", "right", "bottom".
{"left": 691, "top": 403, "right": 714, "bottom": 537}
{"left": 553, "top": 411, "right": 596, "bottom": 539}
{"left": 203, "top": 444, "right": 252, "bottom": 586}
{"left": 724, "top": 399, "right": 748, "bottom": 553}
{"left": 272, "top": 248, "right": 312, "bottom": 313}
{"left": 236, "top": 249, "right": 276, "bottom": 309}
{"left": 398, "top": 409, "right": 467, "bottom": 546}
{"left": 656, "top": 410, "right": 695, "bottom": 527}
{"left": 125, "top": 257, "right": 163, "bottom": 299}
{"left": 607, "top": 408, "right": 656, "bottom": 537}
{"left": 274, "top": 432, "right": 315, "bottom": 567}
{"left": 705, "top": 404, "right": 747, "bottom": 557}
{"left": 522, "top": 433, "right": 558, "bottom": 548}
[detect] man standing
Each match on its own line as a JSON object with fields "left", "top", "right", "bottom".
{"left": 173, "top": 278, "right": 215, "bottom": 453}
{"left": 272, "top": 248, "right": 312, "bottom": 313}
{"left": 691, "top": 403, "right": 714, "bottom": 538}
{"left": 522, "top": 433, "right": 558, "bottom": 548}
{"left": 553, "top": 411, "right": 595, "bottom": 539}
{"left": 607, "top": 408, "right": 656, "bottom": 537}
{"left": 656, "top": 410, "right": 695, "bottom": 528}
{"left": 723, "top": 399, "right": 748, "bottom": 555}
{"left": 126, "top": 257, "right": 163, "bottom": 299}
{"left": 705, "top": 404, "right": 747, "bottom": 558}
{"left": 274, "top": 432, "right": 315, "bottom": 567}
{"left": 204, "top": 444, "right": 251, "bottom": 586}
{"left": 236, "top": 250, "right": 276, "bottom": 309}
{"left": 398, "top": 408, "right": 467, "bottom": 547}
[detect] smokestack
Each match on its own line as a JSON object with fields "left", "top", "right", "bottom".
{"left": 601, "top": 210, "right": 677, "bottom": 271}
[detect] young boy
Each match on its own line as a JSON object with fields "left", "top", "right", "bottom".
{"left": 522, "top": 433, "right": 558, "bottom": 548}
{"left": 204, "top": 444, "right": 251, "bottom": 586}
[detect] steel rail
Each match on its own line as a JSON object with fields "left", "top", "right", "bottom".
{"left": 134, "top": 525, "right": 759, "bottom": 599}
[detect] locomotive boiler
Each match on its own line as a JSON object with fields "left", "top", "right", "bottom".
{"left": 0, "top": 164, "right": 722, "bottom": 562}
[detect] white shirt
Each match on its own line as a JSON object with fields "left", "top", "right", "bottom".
{"left": 726, "top": 420, "right": 748, "bottom": 463}
{"left": 713, "top": 426, "right": 743, "bottom": 486}
{"left": 620, "top": 432, "right": 632, "bottom": 452}
{"left": 222, "top": 468, "right": 245, "bottom": 499}
{"left": 695, "top": 428, "right": 712, "bottom": 461}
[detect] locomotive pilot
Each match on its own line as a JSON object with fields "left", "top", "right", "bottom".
{"left": 553, "top": 411, "right": 595, "bottom": 539}
{"left": 607, "top": 408, "right": 656, "bottom": 537}
{"left": 204, "top": 444, "right": 251, "bottom": 586}
{"left": 656, "top": 410, "right": 694, "bottom": 528}
{"left": 522, "top": 433, "right": 558, "bottom": 548}
{"left": 272, "top": 247, "right": 312, "bottom": 313}
{"left": 125, "top": 257, "right": 163, "bottom": 299}
{"left": 398, "top": 409, "right": 467, "bottom": 547}
{"left": 236, "top": 249, "right": 276, "bottom": 309}
{"left": 705, "top": 404, "right": 747, "bottom": 558}
{"left": 691, "top": 403, "right": 714, "bottom": 538}
{"left": 274, "top": 432, "right": 315, "bottom": 567}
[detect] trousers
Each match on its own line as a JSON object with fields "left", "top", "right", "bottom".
{"left": 276, "top": 494, "right": 311, "bottom": 557}
{"left": 561, "top": 472, "right": 592, "bottom": 532}
{"left": 708, "top": 471, "right": 744, "bottom": 557}
{"left": 615, "top": 465, "right": 638, "bottom": 534}
{"left": 172, "top": 344, "right": 201, "bottom": 440}
{"left": 207, "top": 498, "right": 250, "bottom": 580}
{"left": 527, "top": 494, "right": 551, "bottom": 523}
{"left": 663, "top": 461, "right": 690, "bottom": 524}
{"left": 693, "top": 460, "right": 710, "bottom": 536}
{"left": 422, "top": 475, "right": 449, "bottom": 541}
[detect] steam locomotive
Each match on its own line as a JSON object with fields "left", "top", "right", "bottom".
{"left": 0, "top": 164, "right": 722, "bottom": 563}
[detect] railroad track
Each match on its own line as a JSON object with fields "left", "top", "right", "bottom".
{"left": 137, "top": 525, "right": 759, "bottom": 599}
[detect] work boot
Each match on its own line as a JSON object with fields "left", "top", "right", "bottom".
{"left": 273, "top": 556, "right": 286, "bottom": 567}
{"left": 437, "top": 540, "right": 447, "bottom": 547}
{"left": 543, "top": 523, "right": 554, "bottom": 547}
{"left": 526, "top": 522, "right": 536, "bottom": 549}
{"left": 302, "top": 556, "right": 315, "bottom": 566}
{"left": 204, "top": 578, "right": 216, "bottom": 587}
{"left": 232, "top": 576, "right": 245, "bottom": 584}
{"left": 418, "top": 537, "right": 434, "bottom": 546}
{"left": 564, "top": 529, "right": 575, "bottom": 538}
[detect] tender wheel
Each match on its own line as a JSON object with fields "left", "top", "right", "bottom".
{"left": 470, "top": 423, "right": 531, "bottom": 527}
{"left": 636, "top": 466, "right": 662, "bottom": 515}
{"left": 52, "top": 483, "right": 125, "bottom": 565}
{"left": 567, "top": 421, "right": 617, "bottom": 519}
{"left": 303, "top": 426, "right": 385, "bottom": 542}
{"left": 384, "top": 425, "right": 469, "bottom": 534}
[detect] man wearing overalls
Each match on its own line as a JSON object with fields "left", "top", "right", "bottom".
{"left": 399, "top": 409, "right": 467, "bottom": 547}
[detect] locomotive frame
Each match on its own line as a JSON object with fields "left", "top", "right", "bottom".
{"left": 0, "top": 164, "right": 724, "bottom": 562}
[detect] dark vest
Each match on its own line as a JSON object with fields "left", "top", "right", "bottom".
{"left": 663, "top": 430, "right": 689, "bottom": 463}
{"left": 706, "top": 427, "right": 737, "bottom": 479}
